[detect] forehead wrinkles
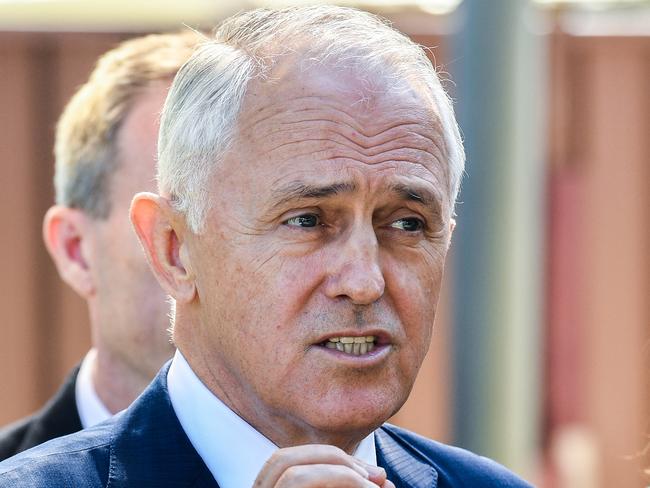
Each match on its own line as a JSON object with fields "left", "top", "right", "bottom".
{"left": 237, "top": 95, "right": 449, "bottom": 182}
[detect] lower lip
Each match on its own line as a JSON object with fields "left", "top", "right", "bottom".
{"left": 311, "top": 343, "right": 392, "bottom": 366}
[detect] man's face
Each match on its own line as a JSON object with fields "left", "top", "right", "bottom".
{"left": 181, "top": 65, "right": 453, "bottom": 447}
{"left": 88, "top": 81, "right": 173, "bottom": 379}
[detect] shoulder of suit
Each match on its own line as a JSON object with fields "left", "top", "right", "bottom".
{"left": 378, "top": 423, "right": 533, "bottom": 487}
{"left": 0, "top": 417, "right": 114, "bottom": 487}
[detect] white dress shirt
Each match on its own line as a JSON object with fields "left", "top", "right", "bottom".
{"left": 74, "top": 348, "right": 112, "bottom": 429}
{"left": 168, "top": 350, "right": 377, "bottom": 488}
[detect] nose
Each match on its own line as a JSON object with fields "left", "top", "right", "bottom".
{"left": 323, "top": 224, "right": 385, "bottom": 305}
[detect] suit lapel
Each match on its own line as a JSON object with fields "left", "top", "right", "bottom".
{"left": 106, "top": 365, "right": 218, "bottom": 488}
{"left": 376, "top": 426, "right": 437, "bottom": 488}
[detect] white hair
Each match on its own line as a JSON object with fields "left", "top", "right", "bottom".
{"left": 158, "top": 6, "right": 465, "bottom": 232}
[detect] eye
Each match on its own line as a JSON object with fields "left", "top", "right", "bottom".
{"left": 284, "top": 214, "right": 321, "bottom": 228}
{"left": 390, "top": 217, "right": 424, "bottom": 232}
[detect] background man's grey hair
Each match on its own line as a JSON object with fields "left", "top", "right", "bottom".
{"left": 159, "top": 6, "right": 465, "bottom": 233}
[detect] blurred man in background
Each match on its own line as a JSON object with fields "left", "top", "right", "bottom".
{"left": 0, "top": 31, "right": 199, "bottom": 460}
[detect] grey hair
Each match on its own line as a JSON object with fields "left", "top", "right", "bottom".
{"left": 158, "top": 6, "right": 465, "bottom": 232}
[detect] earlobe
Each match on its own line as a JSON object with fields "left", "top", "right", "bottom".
{"left": 130, "top": 193, "right": 196, "bottom": 303}
{"left": 42, "top": 206, "right": 95, "bottom": 298}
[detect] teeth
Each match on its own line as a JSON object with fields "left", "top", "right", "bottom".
{"left": 324, "top": 336, "right": 376, "bottom": 356}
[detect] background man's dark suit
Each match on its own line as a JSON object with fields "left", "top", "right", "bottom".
{"left": 0, "top": 364, "right": 531, "bottom": 487}
{"left": 0, "top": 367, "right": 82, "bottom": 461}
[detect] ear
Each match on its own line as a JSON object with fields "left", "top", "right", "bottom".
{"left": 445, "top": 218, "right": 456, "bottom": 250}
{"left": 130, "top": 192, "right": 196, "bottom": 303}
{"left": 42, "top": 206, "right": 95, "bottom": 298}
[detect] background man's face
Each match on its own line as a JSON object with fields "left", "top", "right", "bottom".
{"left": 182, "top": 64, "right": 453, "bottom": 446}
{"left": 88, "top": 81, "right": 173, "bottom": 379}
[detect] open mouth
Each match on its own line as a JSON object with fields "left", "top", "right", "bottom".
{"left": 320, "top": 336, "right": 377, "bottom": 356}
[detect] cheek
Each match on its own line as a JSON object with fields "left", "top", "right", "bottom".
{"left": 197, "top": 243, "right": 323, "bottom": 340}
{"left": 384, "top": 250, "right": 444, "bottom": 359}
{"left": 256, "top": 249, "right": 326, "bottom": 315}
{"left": 387, "top": 249, "right": 444, "bottom": 314}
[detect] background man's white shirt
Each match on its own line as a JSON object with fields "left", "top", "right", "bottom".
{"left": 75, "top": 349, "right": 112, "bottom": 429}
{"left": 168, "top": 350, "right": 377, "bottom": 488}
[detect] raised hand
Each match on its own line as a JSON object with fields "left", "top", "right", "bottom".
{"left": 254, "top": 445, "right": 395, "bottom": 488}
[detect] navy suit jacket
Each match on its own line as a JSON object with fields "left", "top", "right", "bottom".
{"left": 0, "top": 365, "right": 531, "bottom": 487}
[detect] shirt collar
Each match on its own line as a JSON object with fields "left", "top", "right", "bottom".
{"left": 75, "top": 348, "right": 112, "bottom": 429}
{"left": 168, "top": 350, "right": 377, "bottom": 488}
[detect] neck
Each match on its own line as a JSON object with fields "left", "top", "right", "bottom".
{"left": 90, "top": 348, "right": 151, "bottom": 413}
{"left": 172, "top": 310, "right": 374, "bottom": 454}
{"left": 176, "top": 342, "right": 369, "bottom": 455}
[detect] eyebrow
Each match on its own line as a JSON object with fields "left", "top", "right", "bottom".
{"left": 389, "top": 183, "right": 441, "bottom": 216}
{"left": 270, "top": 181, "right": 356, "bottom": 209}
{"left": 270, "top": 180, "right": 442, "bottom": 216}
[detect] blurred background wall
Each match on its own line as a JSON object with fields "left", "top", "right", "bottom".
{"left": 0, "top": 0, "right": 648, "bottom": 486}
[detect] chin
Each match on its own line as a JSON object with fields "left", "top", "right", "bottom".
{"left": 306, "top": 393, "right": 405, "bottom": 435}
